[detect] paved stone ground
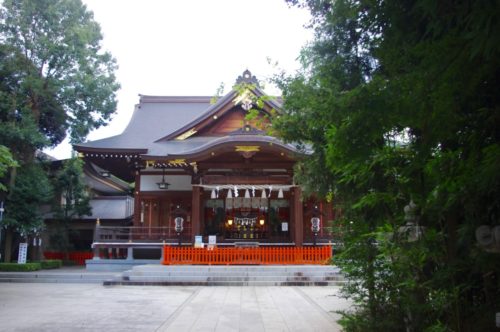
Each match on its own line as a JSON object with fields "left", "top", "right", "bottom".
{"left": 0, "top": 283, "right": 351, "bottom": 331}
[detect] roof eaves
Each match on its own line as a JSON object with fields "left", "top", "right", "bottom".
{"left": 74, "top": 145, "right": 147, "bottom": 154}
{"left": 85, "top": 162, "right": 131, "bottom": 191}
{"left": 144, "top": 135, "right": 307, "bottom": 160}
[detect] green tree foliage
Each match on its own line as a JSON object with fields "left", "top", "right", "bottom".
{"left": 0, "top": 0, "right": 115, "bottom": 256}
{"left": 52, "top": 157, "right": 91, "bottom": 221}
{"left": 0, "top": 0, "right": 119, "bottom": 146}
{"left": 276, "top": 0, "right": 499, "bottom": 330}
{"left": 0, "top": 44, "right": 50, "bottom": 159}
{"left": 3, "top": 161, "right": 52, "bottom": 236}
{"left": 0, "top": 145, "right": 17, "bottom": 191}
{"left": 49, "top": 157, "right": 91, "bottom": 252}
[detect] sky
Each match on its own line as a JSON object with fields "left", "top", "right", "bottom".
{"left": 45, "top": 0, "right": 313, "bottom": 159}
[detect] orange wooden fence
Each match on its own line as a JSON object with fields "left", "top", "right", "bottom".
{"left": 162, "top": 246, "right": 332, "bottom": 265}
{"left": 43, "top": 251, "right": 93, "bottom": 265}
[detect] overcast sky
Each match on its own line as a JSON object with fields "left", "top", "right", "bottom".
{"left": 46, "top": 0, "right": 313, "bottom": 159}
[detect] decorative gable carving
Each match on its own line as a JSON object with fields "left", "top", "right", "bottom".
{"left": 158, "top": 70, "right": 280, "bottom": 142}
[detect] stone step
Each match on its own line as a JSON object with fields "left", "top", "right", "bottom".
{"left": 103, "top": 280, "right": 341, "bottom": 287}
{"left": 122, "top": 271, "right": 340, "bottom": 278}
{"left": 128, "top": 270, "right": 341, "bottom": 274}
{"left": 123, "top": 275, "right": 345, "bottom": 282}
{"left": 128, "top": 265, "right": 341, "bottom": 272}
{"left": 0, "top": 272, "right": 117, "bottom": 284}
{"left": 112, "top": 264, "right": 345, "bottom": 286}
{"left": 122, "top": 272, "right": 343, "bottom": 279}
{"left": 0, "top": 277, "right": 113, "bottom": 284}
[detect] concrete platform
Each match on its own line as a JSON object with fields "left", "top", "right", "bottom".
{"left": 0, "top": 266, "right": 118, "bottom": 284}
{"left": 0, "top": 283, "right": 352, "bottom": 331}
{"left": 86, "top": 258, "right": 161, "bottom": 272}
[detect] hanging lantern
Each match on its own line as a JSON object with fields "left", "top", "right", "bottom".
{"left": 278, "top": 188, "right": 284, "bottom": 199}
{"left": 227, "top": 188, "right": 233, "bottom": 198}
{"left": 244, "top": 189, "right": 250, "bottom": 198}
{"left": 211, "top": 189, "right": 216, "bottom": 199}
{"left": 261, "top": 189, "right": 266, "bottom": 198}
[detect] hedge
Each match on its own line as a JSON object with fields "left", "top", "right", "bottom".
{"left": 40, "top": 259, "right": 62, "bottom": 269}
{"left": 0, "top": 262, "right": 41, "bottom": 272}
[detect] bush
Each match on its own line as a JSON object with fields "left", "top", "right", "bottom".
{"left": 40, "top": 259, "right": 62, "bottom": 269}
{"left": 0, "top": 262, "right": 41, "bottom": 271}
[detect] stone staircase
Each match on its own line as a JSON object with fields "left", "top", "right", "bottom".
{"left": 104, "top": 264, "right": 345, "bottom": 286}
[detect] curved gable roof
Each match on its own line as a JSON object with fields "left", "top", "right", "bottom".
{"left": 75, "top": 96, "right": 211, "bottom": 152}
{"left": 74, "top": 71, "right": 286, "bottom": 157}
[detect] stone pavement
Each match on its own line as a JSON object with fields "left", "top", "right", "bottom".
{"left": 0, "top": 283, "right": 351, "bottom": 331}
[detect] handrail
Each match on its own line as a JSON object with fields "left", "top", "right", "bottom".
{"left": 95, "top": 226, "right": 192, "bottom": 242}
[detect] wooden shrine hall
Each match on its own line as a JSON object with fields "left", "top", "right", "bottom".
{"left": 74, "top": 71, "right": 337, "bottom": 265}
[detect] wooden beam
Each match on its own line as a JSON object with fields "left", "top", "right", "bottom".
{"left": 293, "top": 186, "right": 304, "bottom": 246}
{"left": 140, "top": 170, "right": 190, "bottom": 175}
{"left": 199, "top": 162, "right": 294, "bottom": 170}
{"left": 202, "top": 175, "right": 292, "bottom": 185}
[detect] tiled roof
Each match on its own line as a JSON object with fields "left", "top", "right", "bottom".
{"left": 74, "top": 85, "right": 303, "bottom": 157}
{"left": 75, "top": 96, "right": 211, "bottom": 151}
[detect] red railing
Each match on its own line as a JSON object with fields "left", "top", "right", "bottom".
{"left": 162, "top": 246, "right": 332, "bottom": 265}
{"left": 43, "top": 251, "right": 93, "bottom": 265}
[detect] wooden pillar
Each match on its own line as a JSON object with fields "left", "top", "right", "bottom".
{"left": 133, "top": 171, "right": 141, "bottom": 226}
{"left": 293, "top": 186, "right": 304, "bottom": 246}
{"left": 92, "top": 219, "right": 101, "bottom": 260}
{"left": 191, "top": 186, "right": 201, "bottom": 241}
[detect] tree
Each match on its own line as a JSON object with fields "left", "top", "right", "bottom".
{"left": 49, "top": 157, "right": 91, "bottom": 254}
{"left": 2, "top": 161, "right": 52, "bottom": 237}
{"left": 276, "top": 0, "right": 499, "bottom": 330}
{"left": 0, "top": 0, "right": 118, "bottom": 260}
{"left": 0, "top": 0, "right": 120, "bottom": 146}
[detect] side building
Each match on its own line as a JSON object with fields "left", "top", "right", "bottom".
{"left": 42, "top": 161, "right": 133, "bottom": 263}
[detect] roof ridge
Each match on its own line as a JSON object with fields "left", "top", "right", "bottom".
{"left": 139, "top": 95, "right": 212, "bottom": 103}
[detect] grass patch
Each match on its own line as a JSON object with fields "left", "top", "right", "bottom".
{"left": 0, "top": 262, "right": 41, "bottom": 272}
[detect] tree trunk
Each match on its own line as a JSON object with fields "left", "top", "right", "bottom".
{"left": 4, "top": 228, "right": 12, "bottom": 262}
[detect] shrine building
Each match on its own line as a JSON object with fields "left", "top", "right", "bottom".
{"left": 74, "top": 71, "right": 337, "bottom": 264}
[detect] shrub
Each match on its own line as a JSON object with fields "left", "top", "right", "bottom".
{"left": 40, "top": 259, "right": 62, "bottom": 269}
{"left": 0, "top": 262, "right": 41, "bottom": 271}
